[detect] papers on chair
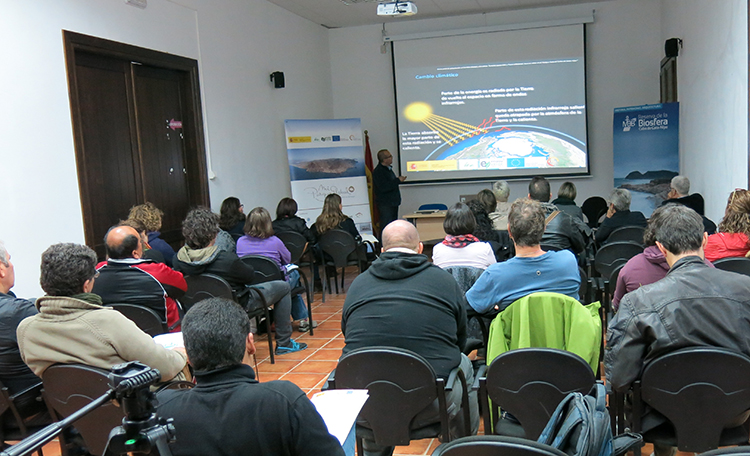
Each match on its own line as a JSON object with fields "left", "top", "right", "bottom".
{"left": 284, "top": 263, "right": 299, "bottom": 273}
{"left": 361, "top": 233, "right": 378, "bottom": 244}
{"left": 153, "top": 332, "right": 184, "bottom": 350}
{"left": 310, "top": 389, "right": 369, "bottom": 446}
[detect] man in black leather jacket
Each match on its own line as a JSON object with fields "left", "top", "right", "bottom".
{"left": 528, "top": 176, "right": 588, "bottom": 254}
{"left": 605, "top": 204, "right": 750, "bottom": 451}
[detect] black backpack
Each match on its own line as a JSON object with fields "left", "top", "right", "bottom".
{"left": 537, "top": 383, "right": 641, "bottom": 456}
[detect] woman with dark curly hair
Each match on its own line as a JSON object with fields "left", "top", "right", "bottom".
{"left": 218, "top": 197, "right": 246, "bottom": 236}
{"left": 128, "top": 202, "right": 176, "bottom": 266}
{"left": 705, "top": 189, "right": 750, "bottom": 262}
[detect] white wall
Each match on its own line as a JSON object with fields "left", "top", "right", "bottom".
{"left": 329, "top": 0, "right": 663, "bottom": 215}
{"left": 661, "top": 0, "right": 748, "bottom": 224}
{"left": 1, "top": 0, "right": 331, "bottom": 297}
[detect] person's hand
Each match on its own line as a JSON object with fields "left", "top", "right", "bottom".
{"left": 606, "top": 206, "right": 615, "bottom": 218}
{"left": 399, "top": 176, "right": 407, "bottom": 182}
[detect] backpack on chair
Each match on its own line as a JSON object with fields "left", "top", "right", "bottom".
{"left": 537, "top": 383, "right": 641, "bottom": 456}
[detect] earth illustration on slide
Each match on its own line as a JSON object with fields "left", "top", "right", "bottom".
{"left": 434, "top": 128, "right": 587, "bottom": 168}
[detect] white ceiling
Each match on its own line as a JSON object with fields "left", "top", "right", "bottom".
{"left": 266, "top": 0, "right": 612, "bottom": 28}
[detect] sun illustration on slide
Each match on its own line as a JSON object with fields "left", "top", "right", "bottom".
{"left": 403, "top": 102, "right": 487, "bottom": 146}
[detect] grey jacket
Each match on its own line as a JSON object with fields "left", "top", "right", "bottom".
{"left": 605, "top": 256, "right": 750, "bottom": 393}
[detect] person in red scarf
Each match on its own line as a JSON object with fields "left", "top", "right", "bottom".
{"left": 432, "top": 203, "right": 496, "bottom": 270}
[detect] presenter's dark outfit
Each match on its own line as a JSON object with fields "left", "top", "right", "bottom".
{"left": 373, "top": 163, "right": 402, "bottom": 232}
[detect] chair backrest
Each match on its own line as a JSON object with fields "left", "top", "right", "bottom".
{"left": 712, "top": 257, "right": 750, "bottom": 276}
{"left": 578, "top": 266, "right": 588, "bottom": 302}
{"left": 594, "top": 241, "right": 643, "bottom": 279}
{"left": 606, "top": 226, "right": 646, "bottom": 245}
{"left": 419, "top": 203, "right": 448, "bottom": 211}
{"left": 109, "top": 303, "right": 166, "bottom": 336}
{"left": 581, "top": 197, "right": 608, "bottom": 228}
{"left": 43, "top": 364, "right": 125, "bottom": 456}
{"left": 432, "top": 435, "right": 568, "bottom": 456}
{"left": 639, "top": 347, "right": 750, "bottom": 452}
{"left": 239, "top": 255, "right": 284, "bottom": 284}
{"left": 484, "top": 348, "right": 595, "bottom": 439}
{"left": 444, "top": 266, "right": 484, "bottom": 293}
{"left": 318, "top": 229, "right": 358, "bottom": 268}
{"left": 275, "top": 231, "right": 308, "bottom": 264}
{"left": 332, "top": 346, "right": 442, "bottom": 446}
{"left": 230, "top": 232, "right": 243, "bottom": 243}
{"left": 182, "top": 274, "right": 234, "bottom": 312}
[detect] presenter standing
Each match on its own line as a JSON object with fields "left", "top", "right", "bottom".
{"left": 373, "top": 149, "right": 406, "bottom": 234}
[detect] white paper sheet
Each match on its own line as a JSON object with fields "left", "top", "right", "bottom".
{"left": 310, "top": 389, "right": 369, "bottom": 446}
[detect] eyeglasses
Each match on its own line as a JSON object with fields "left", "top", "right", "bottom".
{"left": 92, "top": 272, "right": 100, "bottom": 280}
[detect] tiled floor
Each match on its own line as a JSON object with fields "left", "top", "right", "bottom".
{"left": 27, "top": 266, "right": 690, "bottom": 456}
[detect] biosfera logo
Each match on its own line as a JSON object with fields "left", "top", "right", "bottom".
{"left": 622, "top": 116, "right": 636, "bottom": 132}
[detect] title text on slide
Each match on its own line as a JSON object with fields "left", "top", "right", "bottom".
{"left": 441, "top": 87, "right": 533, "bottom": 106}
{"left": 494, "top": 105, "right": 584, "bottom": 123}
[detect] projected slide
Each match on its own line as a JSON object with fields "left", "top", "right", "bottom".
{"left": 393, "top": 24, "right": 589, "bottom": 183}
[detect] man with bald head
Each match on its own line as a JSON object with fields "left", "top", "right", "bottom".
{"left": 341, "top": 220, "right": 478, "bottom": 456}
{"left": 93, "top": 224, "right": 187, "bottom": 331}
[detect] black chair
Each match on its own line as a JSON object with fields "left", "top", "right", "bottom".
{"left": 43, "top": 364, "right": 125, "bottom": 456}
{"left": 701, "top": 447, "right": 750, "bottom": 456}
{"left": 329, "top": 346, "right": 472, "bottom": 455}
{"left": 591, "top": 241, "right": 643, "bottom": 303}
{"left": 240, "top": 255, "right": 313, "bottom": 336}
{"left": 181, "top": 273, "right": 234, "bottom": 313}
{"left": 183, "top": 274, "right": 275, "bottom": 363}
{"left": 276, "top": 230, "right": 314, "bottom": 305}
{"left": 109, "top": 303, "right": 167, "bottom": 336}
{"left": 581, "top": 197, "right": 608, "bottom": 229}
{"left": 713, "top": 257, "right": 750, "bottom": 276}
{"left": 317, "top": 229, "right": 365, "bottom": 302}
{"left": 478, "top": 348, "right": 596, "bottom": 439}
{"left": 631, "top": 347, "right": 750, "bottom": 454}
{"left": 431, "top": 435, "right": 567, "bottom": 456}
{"left": 606, "top": 226, "right": 646, "bottom": 245}
{"left": 444, "top": 266, "right": 487, "bottom": 354}
{"left": 0, "top": 382, "right": 48, "bottom": 456}
{"left": 578, "top": 266, "right": 589, "bottom": 303}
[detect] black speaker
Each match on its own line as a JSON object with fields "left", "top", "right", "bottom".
{"left": 665, "top": 38, "right": 680, "bottom": 58}
{"left": 270, "top": 71, "right": 285, "bottom": 89}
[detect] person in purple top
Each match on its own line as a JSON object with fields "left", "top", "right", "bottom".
{"left": 237, "top": 207, "right": 314, "bottom": 332}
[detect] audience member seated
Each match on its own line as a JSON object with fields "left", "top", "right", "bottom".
{"left": 595, "top": 188, "right": 647, "bottom": 245}
{"left": 272, "top": 197, "right": 316, "bottom": 244}
{"left": 128, "top": 202, "right": 176, "bottom": 266}
{"left": 158, "top": 298, "right": 344, "bottom": 456}
{"left": 490, "top": 180, "right": 511, "bottom": 230}
{"left": 218, "top": 196, "right": 246, "bottom": 236}
{"left": 605, "top": 204, "right": 750, "bottom": 456}
{"left": 705, "top": 189, "right": 750, "bottom": 262}
{"left": 470, "top": 193, "right": 502, "bottom": 245}
{"left": 119, "top": 218, "right": 166, "bottom": 264}
{"left": 611, "top": 205, "right": 715, "bottom": 311}
{"left": 660, "top": 175, "right": 717, "bottom": 234}
{"left": 311, "top": 193, "right": 362, "bottom": 242}
{"left": 172, "top": 208, "right": 306, "bottom": 355}
{"left": 528, "top": 176, "right": 587, "bottom": 254}
{"left": 94, "top": 225, "right": 186, "bottom": 331}
{"left": 17, "top": 243, "right": 187, "bottom": 379}
{"left": 432, "top": 203, "right": 496, "bottom": 270}
{"left": 466, "top": 198, "right": 580, "bottom": 314}
{"left": 551, "top": 181, "right": 584, "bottom": 221}
{"left": 237, "top": 207, "right": 314, "bottom": 332}
{"left": 0, "top": 242, "right": 40, "bottom": 395}
{"left": 341, "top": 220, "right": 479, "bottom": 456}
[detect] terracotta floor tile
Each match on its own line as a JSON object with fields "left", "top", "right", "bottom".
{"left": 291, "top": 360, "right": 339, "bottom": 373}
{"left": 279, "top": 372, "right": 329, "bottom": 389}
{"left": 290, "top": 337, "right": 330, "bottom": 348}
{"left": 256, "top": 359, "right": 301, "bottom": 373}
{"left": 316, "top": 320, "right": 343, "bottom": 330}
{"left": 257, "top": 373, "right": 283, "bottom": 382}
{"left": 322, "top": 338, "right": 346, "bottom": 349}
{"left": 297, "top": 329, "right": 342, "bottom": 339}
{"left": 393, "top": 438, "right": 434, "bottom": 455}
{"left": 307, "top": 348, "right": 343, "bottom": 361}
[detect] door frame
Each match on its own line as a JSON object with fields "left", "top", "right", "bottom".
{"left": 63, "top": 30, "right": 210, "bottom": 249}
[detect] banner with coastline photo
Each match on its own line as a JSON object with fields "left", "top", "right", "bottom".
{"left": 612, "top": 103, "right": 679, "bottom": 217}
{"left": 284, "top": 119, "right": 372, "bottom": 235}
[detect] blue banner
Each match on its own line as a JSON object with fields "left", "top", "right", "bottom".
{"left": 613, "top": 103, "right": 679, "bottom": 217}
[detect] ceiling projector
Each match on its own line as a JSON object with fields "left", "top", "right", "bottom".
{"left": 377, "top": 2, "right": 417, "bottom": 17}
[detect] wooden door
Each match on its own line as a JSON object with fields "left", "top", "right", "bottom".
{"left": 64, "top": 32, "right": 209, "bottom": 257}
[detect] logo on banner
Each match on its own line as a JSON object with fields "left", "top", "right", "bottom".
{"left": 622, "top": 116, "right": 636, "bottom": 132}
{"left": 303, "top": 184, "right": 358, "bottom": 202}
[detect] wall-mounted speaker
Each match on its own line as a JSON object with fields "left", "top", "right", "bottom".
{"left": 270, "top": 71, "right": 285, "bottom": 89}
{"left": 665, "top": 38, "right": 681, "bottom": 58}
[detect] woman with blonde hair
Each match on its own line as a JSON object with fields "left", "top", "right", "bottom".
{"left": 705, "top": 189, "right": 750, "bottom": 262}
{"left": 311, "top": 193, "right": 361, "bottom": 242}
{"left": 128, "top": 202, "right": 176, "bottom": 266}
